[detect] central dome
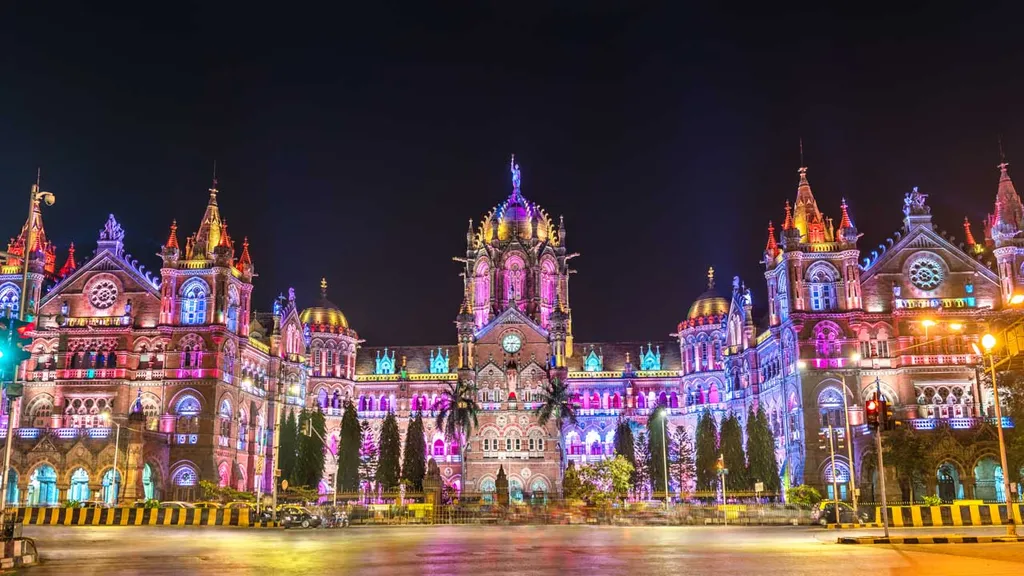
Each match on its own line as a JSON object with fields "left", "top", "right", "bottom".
{"left": 300, "top": 279, "right": 349, "bottom": 330}
{"left": 476, "top": 156, "right": 558, "bottom": 246}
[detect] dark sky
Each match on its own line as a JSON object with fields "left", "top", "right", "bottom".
{"left": 2, "top": 3, "right": 1024, "bottom": 346}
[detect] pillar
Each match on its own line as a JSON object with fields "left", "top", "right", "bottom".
{"left": 123, "top": 411, "right": 147, "bottom": 501}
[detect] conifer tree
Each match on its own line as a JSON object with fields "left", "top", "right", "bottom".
{"left": 646, "top": 407, "right": 670, "bottom": 497}
{"left": 376, "top": 411, "right": 402, "bottom": 491}
{"left": 613, "top": 419, "right": 637, "bottom": 487}
{"left": 337, "top": 401, "right": 362, "bottom": 492}
{"left": 695, "top": 411, "right": 719, "bottom": 491}
{"left": 670, "top": 424, "right": 696, "bottom": 495}
{"left": 292, "top": 408, "right": 327, "bottom": 487}
{"left": 401, "top": 412, "right": 427, "bottom": 490}
{"left": 633, "top": 431, "right": 651, "bottom": 498}
{"left": 720, "top": 412, "right": 749, "bottom": 490}
{"left": 279, "top": 409, "right": 298, "bottom": 483}
{"left": 746, "top": 407, "right": 780, "bottom": 494}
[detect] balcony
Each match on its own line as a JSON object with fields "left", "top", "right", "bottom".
{"left": 0, "top": 427, "right": 114, "bottom": 440}
{"left": 898, "top": 354, "right": 979, "bottom": 367}
{"left": 56, "top": 368, "right": 127, "bottom": 380}
{"left": 908, "top": 416, "right": 1014, "bottom": 431}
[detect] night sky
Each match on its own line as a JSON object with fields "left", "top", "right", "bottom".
{"left": 2, "top": 3, "right": 1024, "bottom": 346}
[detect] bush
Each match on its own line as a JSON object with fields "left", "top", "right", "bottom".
{"left": 62, "top": 500, "right": 81, "bottom": 508}
{"left": 922, "top": 495, "right": 941, "bottom": 506}
{"left": 144, "top": 499, "right": 160, "bottom": 509}
{"left": 785, "top": 485, "right": 822, "bottom": 509}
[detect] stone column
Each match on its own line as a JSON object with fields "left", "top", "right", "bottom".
{"left": 122, "top": 412, "right": 147, "bottom": 502}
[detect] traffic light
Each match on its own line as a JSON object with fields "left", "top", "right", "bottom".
{"left": 883, "top": 401, "right": 899, "bottom": 431}
{"left": 0, "top": 318, "right": 33, "bottom": 398}
{"left": 865, "top": 398, "right": 880, "bottom": 428}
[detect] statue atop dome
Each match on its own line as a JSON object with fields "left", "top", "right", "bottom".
{"left": 511, "top": 154, "right": 521, "bottom": 192}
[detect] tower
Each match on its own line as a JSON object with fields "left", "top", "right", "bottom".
{"left": 987, "top": 161, "right": 1024, "bottom": 305}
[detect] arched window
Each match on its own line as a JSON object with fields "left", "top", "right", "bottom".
{"left": 807, "top": 265, "right": 837, "bottom": 311}
{"left": 0, "top": 284, "right": 19, "bottom": 315}
{"left": 180, "top": 280, "right": 208, "bottom": 325}
{"left": 815, "top": 322, "right": 841, "bottom": 357}
{"left": 504, "top": 255, "right": 525, "bottom": 308}
{"left": 540, "top": 259, "right": 557, "bottom": 327}
{"left": 474, "top": 260, "right": 491, "bottom": 328}
{"left": 777, "top": 273, "right": 789, "bottom": 321}
{"left": 176, "top": 394, "right": 201, "bottom": 415}
{"left": 433, "top": 439, "right": 445, "bottom": 457}
{"left": 226, "top": 286, "right": 240, "bottom": 333}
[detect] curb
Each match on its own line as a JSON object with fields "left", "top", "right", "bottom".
{"left": 838, "top": 536, "right": 1024, "bottom": 544}
{"left": 827, "top": 523, "right": 883, "bottom": 530}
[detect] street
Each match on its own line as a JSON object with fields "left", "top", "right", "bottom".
{"left": 17, "top": 525, "right": 1024, "bottom": 575}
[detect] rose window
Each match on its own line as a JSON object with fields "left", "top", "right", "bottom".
{"left": 89, "top": 280, "right": 119, "bottom": 309}
{"left": 909, "top": 258, "right": 943, "bottom": 290}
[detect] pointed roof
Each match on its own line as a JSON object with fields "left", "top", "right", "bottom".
{"left": 192, "top": 179, "right": 222, "bottom": 257}
{"left": 839, "top": 198, "right": 854, "bottom": 229}
{"left": 964, "top": 217, "right": 977, "bottom": 246}
{"left": 6, "top": 199, "right": 56, "bottom": 276}
{"left": 992, "top": 161, "right": 1024, "bottom": 243}
{"left": 218, "top": 220, "right": 232, "bottom": 249}
{"left": 58, "top": 243, "right": 77, "bottom": 277}
{"left": 781, "top": 201, "right": 794, "bottom": 231}
{"left": 165, "top": 220, "right": 179, "bottom": 250}
{"left": 792, "top": 166, "right": 823, "bottom": 240}
{"left": 764, "top": 221, "right": 779, "bottom": 258}
{"left": 236, "top": 237, "right": 252, "bottom": 272}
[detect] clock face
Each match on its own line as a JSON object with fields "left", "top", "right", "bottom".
{"left": 502, "top": 333, "right": 523, "bottom": 354}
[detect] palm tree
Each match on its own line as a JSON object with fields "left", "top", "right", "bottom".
{"left": 534, "top": 377, "right": 578, "bottom": 475}
{"left": 434, "top": 379, "right": 480, "bottom": 492}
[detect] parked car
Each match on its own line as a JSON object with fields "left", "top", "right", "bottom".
{"left": 193, "top": 502, "right": 223, "bottom": 509}
{"left": 159, "top": 501, "right": 196, "bottom": 509}
{"left": 225, "top": 501, "right": 257, "bottom": 511}
{"left": 811, "top": 501, "right": 866, "bottom": 525}
{"left": 278, "top": 505, "right": 321, "bottom": 528}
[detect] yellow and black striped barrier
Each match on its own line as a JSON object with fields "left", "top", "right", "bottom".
{"left": 14, "top": 507, "right": 280, "bottom": 528}
{"left": 874, "top": 503, "right": 1024, "bottom": 527}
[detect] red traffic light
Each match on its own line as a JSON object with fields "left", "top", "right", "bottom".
{"left": 15, "top": 321, "right": 34, "bottom": 338}
{"left": 866, "top": 399, "right": 877, "bottom": 411}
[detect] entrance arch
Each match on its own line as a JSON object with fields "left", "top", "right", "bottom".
{"left": 143, "top": 463, "right": 156, "bottom": 500}
{"left": 28, "top": 465, "right": 58, "bottom": 506}
{"left": 4, "top": 469, "right": 17, "bottom": 505}
{"left": 68, "top": 468, "right": 91, "bottom": 502}
{"left": 102, "top": 469, "right": 121, "bottom": 505}
{"left": 936, "top": 463, "right": 963, "bottom": 502}
{"left": 973, "top": 457, "right": 1005, "bottom": 503}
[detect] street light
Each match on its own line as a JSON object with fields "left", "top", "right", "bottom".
{"left": 1011, "top": 293, "right": 1024, "bottom": 305}
{"left": 101, "top": 410, "right": 122, "bottom": 506}
{"left": 970, "top": 334, "right": 1016, "bottom": 536}
{"left": 0, "top": 178, "right": 55, "bottom": 520}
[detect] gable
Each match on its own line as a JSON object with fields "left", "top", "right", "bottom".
{"left": 475, "top": 305, "right": 549, "bottom": 341}
{"left": 860, "top": 225, "right": 999, "bottom": 312}
{"left": 38, "top": 249, "right": 162, "bottom": 325}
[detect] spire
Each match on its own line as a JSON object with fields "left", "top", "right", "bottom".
{"left": 706, "top": 266, "right": 715, "bottom": 290}
{"left": 59, "top": 243, "right": 77, "bottom": 277}
{"left": 235, "top": 237, "right": 252, "bottom": 272}
{"left": 193, "top": 174, "right": 223, "bottom": 256}
{"left": 964, "top": 217, "right": 977, "bottom": 246}
{"left": 781, "top": 201, "right": 794, "bottom": 230}
{"left": 218, "top": 220, "right": 232, "bottom": 248}
{"left": 991, "top": 158, "right": 1024, "bottom": 244}
{"left": 792, "top": 166, "right": 823, "bottom": 240}
{"left": 764, "top": 221, "right": 779, "bottom": 258}
{"left": 320, "top": 277, "right": 328, "bottom": 299}
{"left": 839, "top": 198, "right": 854, "bottom": 229}
{"left": 165, "top": 220, "right": 179, "bottom": 250}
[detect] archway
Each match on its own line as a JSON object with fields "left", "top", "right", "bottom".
{"left": 973, "top": 457, "right": 1005, "bottom": 503}
{"left": 102, "top": 469, "right": 121, "bottom": 505}
{"left": 68, "top": 468, "right": 91, "bottom": 502}
{"left": 936, "top": 463, "right": 963, "bottom": 502}
{"left": 509, "top": 478, "right": 524, "bottom": 503}
{"left": 480, "top": 477, "right": 496, "bottom": 504}
{"left": 28, "top": 465, "right": 58, "bottom": 506}
{"left": 142, "top": 463, "right": 156, "bottom": 500}
{"left": 171, "top": 465, "right": 198, "bottom": 502}
{"left": 529, "top": 477, "right": 549, "bottom": 505}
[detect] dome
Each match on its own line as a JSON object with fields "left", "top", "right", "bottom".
{"left": 300, "top": 279, "right": 349, "bottom": 329}
{"left": 687, "top": 289, "right": 729, "bottom": 320}
{"left": 474, "top": 156, "right": 559, "bottom": 246}
{"left": 686, "top": 267, "right": 729, "bottom": 320}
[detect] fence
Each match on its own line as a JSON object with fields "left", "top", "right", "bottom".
{"left": 10, "top": 507, "right": 278, "bottom": 527}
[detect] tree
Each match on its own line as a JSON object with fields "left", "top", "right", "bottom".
{"left": 402, "top": 412, "right": 427, "bottom": 490}
{"left": 746, "top": 407, "right": 780, "bottom": 495}
{"left": 535, "top": 377, "right": 578, "bottom": 474}
{"left": 786, "top": 484, "right": 822, "bottom": 509}
{"left": 576, "top": 456, "right": 635, "bottom": 504}
{"left": 633, "top": 430, "right": 651, "bottom": 498}
{"left": 883, "top": 425, "right": 931, "bottom": 501}
{"left": 719, "top": 412, "right": 748, "bottom": 491}
{"left": 647, "top": 406, "right": 670, "bottom": 497}
{"left": 359, "top": 420, "right": 379, "bottom": 493}
{"left": 614, "top": 419, "right": 637, "bottom": 487}
{"left": 337, "top": 401, "right": 362, "bottom": 492}
{"left": 376, "top": 411, "right": 402, "bottom": 491}
{"left": 669, "top": 425, "right": 696, "bottom": 495}
{"left": 293, "top": 408, "right": 327, "bottom": 487}
{"left": 279, "top": 409, "right": 298, "bottom": 483}
{"left": 695, "top": 410, "right": 719, "bottom": 491}
{"left": 562, "top": 461, "right": 584, "bottom": 500}
{"left": 435, "top": 379, "right": 480, "bottom": 483}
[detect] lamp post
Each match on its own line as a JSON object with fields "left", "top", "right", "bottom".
{"left": 656, "top": 407, "right": 669, "bottom": 509}
{"left": 0, "top": 179, "right": 55, "bottom": 521}
{"left": 846, "top": 353, "right": 861, "bottom": 513}
{"left": 101, "top": 411, "right": 122, "bottom": 506}
{"left": 972, "top": 334, "right": 1016, "bottom": 536}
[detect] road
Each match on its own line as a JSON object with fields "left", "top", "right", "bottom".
{"left": 18, "top": 524, "right": 1024, "bottom": 575}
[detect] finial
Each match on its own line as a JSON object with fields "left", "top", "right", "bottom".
{"left": 35, "top": 167, "right": 41, "bottom": 189}
{"left": 799, "top": 137, "right": 804, "bottom": 168}
{"left": 782, "top": 200, "right": 794, "bottom": 230}
{"left": 964, "top": 217, "right": 978, "bottom": 246}
{"left": 998, "top": 137, "right": 1010, "bottom": 177}
{"left": 165, "top": 219, "right": 179, "bottom": 250}
{"left": 320, "top": 277, "right": 328, "bottom": 298}
{"left": 707, "top": 266, "right": 715, "bottom": 289}
{"left": 212, "top": 160, "right": 218, "bottom": 189}
{"left": 839, "top": 197, "right": 853, "bottom": 229}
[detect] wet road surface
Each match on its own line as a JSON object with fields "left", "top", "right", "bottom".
{"left": 20, "top": 524, "right": 1024, "bottom": 575}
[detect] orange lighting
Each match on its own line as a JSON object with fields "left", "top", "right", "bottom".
{"left": 949, "top": 323, "right": 964, "bottom": 331}
{"left": 982, "top": 333, "right": 997, "bottom": 351}
{"left": 1012, "top": 294, "right": 1024, "bottom": 305}
{"left": 921, "top": 319, "right": 936, "bottom": 328}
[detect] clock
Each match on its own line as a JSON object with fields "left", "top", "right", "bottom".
{"left": 502, "top": 333, "right": 523, "bottom": 354}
